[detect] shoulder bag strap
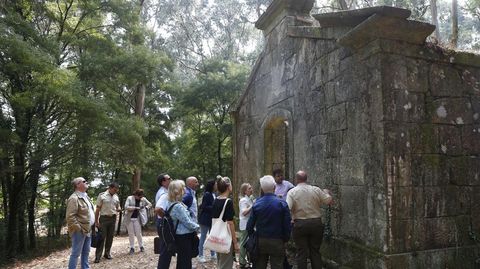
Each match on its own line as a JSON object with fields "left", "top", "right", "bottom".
{"left": 218, "top": 198, "right": 230, "bottom": 220}
{"left": 167, "top": 202, "right": 180, "bottom": 232}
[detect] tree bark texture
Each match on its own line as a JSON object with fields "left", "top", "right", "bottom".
{"left": 338, "top": 0, "right": 348, "bottom": 10}
{"left": 451, "top": 0, "right": 459, "bottom": 47}
{"left": 430, "top": 0, "right": 441, "bottom": 41}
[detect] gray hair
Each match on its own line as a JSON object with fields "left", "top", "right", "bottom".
{"left": 259, "top": 175, "right": 275, "bottom": 193}
{"left": 71, "top": 177, "right": 85, "bottom": 189}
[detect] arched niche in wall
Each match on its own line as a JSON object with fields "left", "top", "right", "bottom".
{"left": 261, "top": 109, "right": 293, "bottom": 179}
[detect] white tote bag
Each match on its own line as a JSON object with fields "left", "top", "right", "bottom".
{"left": 204, "top": 198, "right": 232, "bottom": 253}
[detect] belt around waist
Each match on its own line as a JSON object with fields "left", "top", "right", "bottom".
{"left": 294, "top": 217, "right": 322, "bottom": 222}
{"left": 101, "top": 214, "right": 117, "bottom": 217}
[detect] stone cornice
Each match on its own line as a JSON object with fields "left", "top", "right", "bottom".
{"left": 255, "top": 0, "right": 315, "bottom": 32}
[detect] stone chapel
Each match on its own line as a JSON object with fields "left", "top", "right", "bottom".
{"left": 232, "top": 0, "right": 480, "bottom": 267}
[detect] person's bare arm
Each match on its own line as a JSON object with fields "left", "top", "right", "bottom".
{"left": 95, "top": 206, "right": 101, "bottom": 227}
{"left": 228, "top": 220, "right": 240, "bottom": 252}
{"left": 155, "top": 207, "right": 165, "bottom": 218}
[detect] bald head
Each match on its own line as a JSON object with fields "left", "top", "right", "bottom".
{"left": 295, "top": 170, "right": 308, "bottom": 183}
{"left": 186, "top": 176, "right": 199, "bottom": 190}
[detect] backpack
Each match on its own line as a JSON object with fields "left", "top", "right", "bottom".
{"left": 161, "top": 202, "right": 179, "bottom": 256}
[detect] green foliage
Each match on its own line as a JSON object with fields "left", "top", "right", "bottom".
{"left": 171, "top": 59, "right": 249, "bottom": 180}
{"left": 0, "top": 0, "right": 175, "bottom": 261}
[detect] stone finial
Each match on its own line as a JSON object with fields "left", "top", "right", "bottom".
{"left": 256, "top": 0, "right": 315, "bottom": 33}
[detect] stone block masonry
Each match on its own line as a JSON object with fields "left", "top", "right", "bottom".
{"left": 232, "top": 1, "right": 480, "bottom": 268}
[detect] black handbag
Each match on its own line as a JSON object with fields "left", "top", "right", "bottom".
{"left": 191, "top": 232, "right": 199, "bottom": 258}
{"left": 91, "top": 226, "right": 103, "bottom": 248}
{"left": 243, "top": 232, "right": 258, "bottom": 259}
{"left": 154, "top": 236, "right": 161, "bottom": 254}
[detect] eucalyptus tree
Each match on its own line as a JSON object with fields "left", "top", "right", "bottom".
{"left": 0, "top": 0, "right": 171, "bottom": 259}
{"left": 148, "top": 0, "right": 261, "bottom": 77}
{"left": 172, "top": 59, "right": 249, "bottom": 178}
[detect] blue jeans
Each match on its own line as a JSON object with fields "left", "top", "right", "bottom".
{"left": 68, "top": 231, "right": 91, "bottom": 269}
{"left": 199, "top": 224, "right": 215, "bottom": 257}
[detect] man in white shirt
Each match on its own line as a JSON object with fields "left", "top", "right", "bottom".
{"left": 273, "top": 168, "right": 294, "bottom": 200}
{"left": 154, "top": 173, "right": 172, "bottom": 269}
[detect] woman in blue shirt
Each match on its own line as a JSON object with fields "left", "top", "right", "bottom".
{"left": 167, "top": 180, "right": 200, "bottom": 269}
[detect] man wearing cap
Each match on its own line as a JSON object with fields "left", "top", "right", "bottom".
{"left": 94, "top": 182, "right": 121, "bottom": 263}
{"left": 286, "top": 171, "right": 333, "bottom": 269}
{"left": 66, "top": 177, "right": 95, "bottom": 269}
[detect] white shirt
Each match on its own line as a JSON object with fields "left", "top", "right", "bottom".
{"left": 239, "top": 196, "right": 253, "bottom": 231}
{"left": 155, "top": 191, "right": 169, "bottom": 219}
{"left": 155, "top": 186, "right": 168, "bottom": 204}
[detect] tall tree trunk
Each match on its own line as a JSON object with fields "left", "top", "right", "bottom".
{"left": 17, "top": 188, "right": 27, "bottom": 253}
{"left": 132, "top": 0, "right": 147, "bottom": 190}
{"left": 217, "top": 139, "right": 222, "bottom": 175}
{"left": 451, "top": 0, "right": 458, "bottom": 47}
{"left": 0, "top": 157, "right": 10, "bottom": 256}
{"left": 338, "top": 0, "right": 348, "bottom": 10}
{"left": 7, "top": 143, "right": 27, "bottom": 258}
{"left": 0, "top": 158, "right": 9, "bottom": 221}
{"left": 430, "top": 0, "right": 441, "bottom": 41}
{"left": 27, "top": 162, "right": 41, "bottom": 249}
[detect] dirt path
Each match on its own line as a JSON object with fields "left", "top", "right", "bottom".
{"left": 6, "top": 234, "right": 226, "bottom": 269}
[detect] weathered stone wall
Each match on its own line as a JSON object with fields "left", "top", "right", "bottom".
{"left": 232, "top": 3, "right": 480, "bottom": 268}
{"left": 234, "top": 13, "right": 388, "bottom": 262}
{"left": 379, "top": 40, "right": 480, "bottom": 268}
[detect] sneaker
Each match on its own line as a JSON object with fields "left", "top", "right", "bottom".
{"left": 210, "top": 254, "right": 217, "bottom": 261}
{"left": 129, "top": 248, "right": 134, "bottom": 254}
{"left": 140, "top": 247, "right": 144, "bottom": 252}
{"left": 198, "top": 256, "right": 207, "bottom": 263}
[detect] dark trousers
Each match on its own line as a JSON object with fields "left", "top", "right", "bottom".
{"left": 95, "top": 215, "right": 116, "bottom": 259}
{"left": 175, "top": 233, "right": 195, "bottom": 269}
{"left": 157, "top": 218, "right": 172, "bottom": 269}
{"left": 292, "top": 218, "right": 324, "bottom": 269}
{"left": 255, "top": 238, "right": 285, "bottom": 269}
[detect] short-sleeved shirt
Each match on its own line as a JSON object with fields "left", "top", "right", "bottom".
{"left": 286, "top": 183, "right": 332, "bottom": 220}
{"left": 211, "top": 198, "right": 234, "bottom": 222}
{"left": 96, "top": 190, "right": 120, "bottom": 216}
{"left": 155, "top": 191, "right": 169, "bottom": 220}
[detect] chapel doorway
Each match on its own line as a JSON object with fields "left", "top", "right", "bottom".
{"left": 264, "top": 118, "right": 289, "bottom": 178}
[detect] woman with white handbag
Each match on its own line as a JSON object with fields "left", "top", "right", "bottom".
{"left": 124, "top": 189, "right": 152, "bottom": 254}
{"left": 204, "top": 176, "right": 240, "bottom": 269}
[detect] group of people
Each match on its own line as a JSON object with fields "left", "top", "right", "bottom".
{"left": 65, "top": 169, "right": 333, "bottom": 269}
{"left": 66, "top": 180, "right": 154, "bottom": 268}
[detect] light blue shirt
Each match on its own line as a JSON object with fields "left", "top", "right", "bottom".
{"left": 167, "top": 202, "right": 199, "bottom": 235}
